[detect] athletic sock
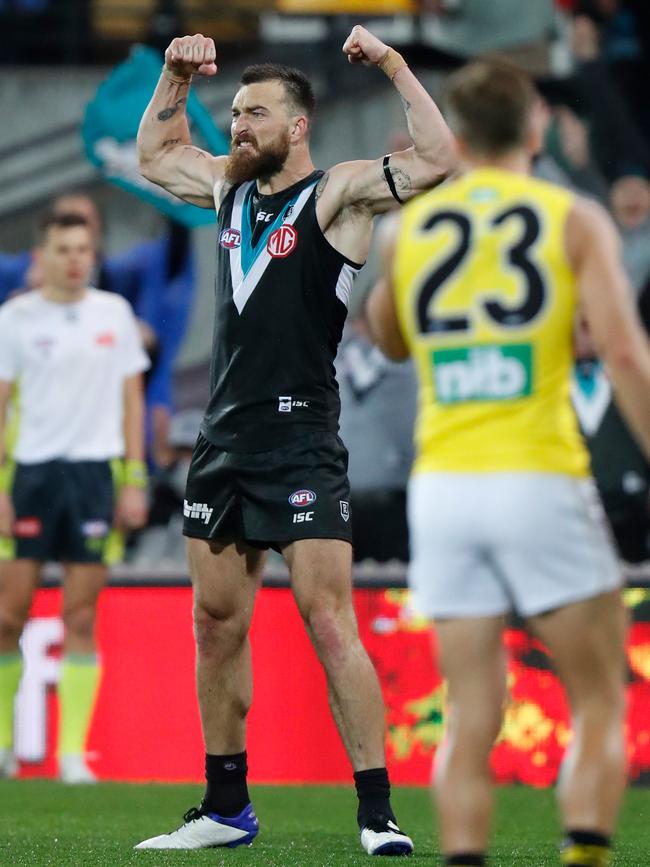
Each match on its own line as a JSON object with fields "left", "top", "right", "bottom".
{"left": 353, "top": 767, "right": 396, "bottom": 829}
{"left": 561, "top": 830, "right": 612, "bottom": 867}
{"left": 202, "top": 752, "right": 250, "bottom": 817}
{"left": 57, "top": 653, "right": 101, "bottom": 758}
{"left": 0, "top": 653, "right": 22, "bottom": 750}
{"left": 444, "top": 855, "right": 486, "bottom": 866}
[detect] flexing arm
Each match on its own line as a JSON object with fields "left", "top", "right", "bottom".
{"left": 137, "top": 34, "right": 229, "bottom": 208}
{"left": 365, "top": 213, "right": 410, "bottom": 360}
{"left": 320, "top": 25, "right": 455, "bottom": 223}
{"left": 569, "top": 198, "right": 650, "bottom": 459}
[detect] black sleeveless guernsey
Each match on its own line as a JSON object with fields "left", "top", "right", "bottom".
{"left": 200, "top": 170, "right": 362, "bottom": 453}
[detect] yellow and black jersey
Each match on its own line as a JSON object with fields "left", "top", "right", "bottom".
{"left": 393, "top": 167, "right": 590, "bottom": 477}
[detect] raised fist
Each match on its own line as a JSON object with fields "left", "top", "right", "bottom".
{"left": 165, "top": 34, "right": 217, "bottom": 77}
{"left": 342, "top": 25, "right": 388, "bottom": 67}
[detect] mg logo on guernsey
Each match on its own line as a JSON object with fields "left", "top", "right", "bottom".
{"left": 220, "top": 228, "right": 241, "bottom": 249}
{"left": 433, "top": 344, "right": 533, "bottom": 404}
{"left": 183, "top": 500, "right": 214, "bottom": 525}
{"left": 267, "top": 224, "right": 298, "bottom": 258}
{"left": 289, "top": 489, "right": 317, "bottom": 508}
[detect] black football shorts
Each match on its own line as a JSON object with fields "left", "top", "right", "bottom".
{"left": 8, "top": 460, "right": 115, "bottom": 563}
{"left": 183, "top": 430, "right": 352, "bottom": 549}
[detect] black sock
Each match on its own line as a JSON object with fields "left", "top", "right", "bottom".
{"left": 201, "top": 752, "right": 250, "bottom": 817}
{"left": 353, "top": 767, "right": 395, "bottom": 829}
{"left": 561, "top": 829, "right": 612, "bottom": 866}
{"left": 445, "top": 855, "right": 486, "bottom": 866}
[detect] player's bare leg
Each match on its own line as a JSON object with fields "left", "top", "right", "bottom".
{"left": 285, "top": 538, "right": 413, "bottom": 856}
{"left": 136, "top": 538, "right": 264, "bottom": 850}
{"left": 0, "top": 559, "right": 40, "bottom": 777}
{"left": 58, "top": 563, "right": 108, "bottom": 783}
{"left": 529, "top": 590, "right": 627, "bottom": 867}
{"left": 188, "top": 538, "right": 263, "bottom": 754}
{"left": 433, "top": 615, "right": 507, "bottom": 863}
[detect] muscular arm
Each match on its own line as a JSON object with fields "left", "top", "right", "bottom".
{"left": 569, "top": 198, "right": 650, "bottom": 460}
{"left": 365, "top": 213, "right": 410, "bottom": 361}
{"left": 323, "top": 27, "right": 455, "bottom": 221}
{"left": 137, "top": 35, "right": 229, "bottom": 208}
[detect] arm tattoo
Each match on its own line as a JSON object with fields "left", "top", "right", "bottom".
{"left": 390, "top": 167, "right": 412, "bottom": 195}
{"left": 183, "top": 146, "right": 207, "bottom": 159}
{"left": 157, "top": 98, "right": 186, "bottom": 122}
{"left": 315, "top": 171, "right": 330, "bottom": 201}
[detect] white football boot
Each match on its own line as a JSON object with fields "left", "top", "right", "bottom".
{"left": 134, "top": 804, "right": 259, "bottom": 850}
{"left": 360, "top": 815, "right": 414, "bottom": 856}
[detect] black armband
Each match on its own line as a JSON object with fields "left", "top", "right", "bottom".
{"left": 383, "top": 154, "right": 405, "bottom": 205}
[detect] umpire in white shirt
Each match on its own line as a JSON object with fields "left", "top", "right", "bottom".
{"left": 0, "top": 212, "right": 150, "bottom": 783}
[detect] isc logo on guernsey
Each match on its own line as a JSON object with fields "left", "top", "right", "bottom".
{"left": 289, "top": 489, "right": 317, "bottom": 508}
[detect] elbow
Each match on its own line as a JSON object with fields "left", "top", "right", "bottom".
{"left": 422, "top": 139, "right": 458, "bottom": 187}
{"left": 138, "top": 152, "right": 159, "bottom": 184}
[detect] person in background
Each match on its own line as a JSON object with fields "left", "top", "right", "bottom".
{"left": 609, "top": 169, "right": 650, "bottom": 294}
{"left": 337, "top": 312, "right": 416, "bottom": 562}
{"left": 131, "top": 408, "right": 203, "bottom": 565}
{"left": 0, "top": 212, "right": 149, "bottom": 783}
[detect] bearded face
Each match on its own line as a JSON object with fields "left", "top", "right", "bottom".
{"left": 225, "top": 127, "right": 292, "bottom": 185}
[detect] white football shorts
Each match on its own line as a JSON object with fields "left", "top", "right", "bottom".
{"left": 407, "top": 471, "right": 622, "bottom": 619}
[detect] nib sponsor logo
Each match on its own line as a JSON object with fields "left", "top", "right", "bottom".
{"left": 183, "top": 500, "right": 213, "bottom": 525}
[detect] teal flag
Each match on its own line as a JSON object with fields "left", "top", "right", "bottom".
{"left": 82, "top": 45, "right": 229, "bottom": 227}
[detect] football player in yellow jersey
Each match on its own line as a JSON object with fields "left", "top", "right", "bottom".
{"left": 368, "top": 59, "right": 650, "bottom": 867}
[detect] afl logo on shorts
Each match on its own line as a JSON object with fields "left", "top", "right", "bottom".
{"left": 220, "top": 228, "right": 241, "bottom": 249}
{"left": 268, "top": 224, "right": 298, "bottom": 258}
{"left": 289, "top": 489, "right": 317, "bottom": 508}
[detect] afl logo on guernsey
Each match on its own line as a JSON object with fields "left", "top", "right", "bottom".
{"left": 220, "top": 228, "right": 241, "bottom": 249}
{"left": 268, "top": 224, "right": 298, "bottom": 258}
{"left": 289, "top": 489, "right": 317, "bottom": 507}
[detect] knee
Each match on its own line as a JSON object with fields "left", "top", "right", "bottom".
{"left": 193, "top": 605, "right": 248, "bottom": 660}
{"left": 446, "top": 700, "right": 503, "bottom": 752}
{"left": 62, "top": 604, "right": 96, "bottom": 643}
{"left": 303, "top": 603, "right": 353, "bottom": 669}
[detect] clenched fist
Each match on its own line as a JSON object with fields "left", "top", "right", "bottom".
{"left": 342, "top": 25, "right": 388, "bottom": 67}
{"left": 165, "top": 34, "right": 217, "bottom": 78}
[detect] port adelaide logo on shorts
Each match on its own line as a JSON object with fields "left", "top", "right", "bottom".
{"left": 289, "top": 489, "right": 317, "bottom": 508}
{"left": 219, "top": 228, "right": 241, "bottom": 249}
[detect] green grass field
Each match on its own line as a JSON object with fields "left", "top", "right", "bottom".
{"left": 0, "top": 782, "right": 648, "bottom": 866}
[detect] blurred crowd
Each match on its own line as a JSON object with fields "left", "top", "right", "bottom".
{"left": 2, "top": 0, "right": 650, "bottom": 567}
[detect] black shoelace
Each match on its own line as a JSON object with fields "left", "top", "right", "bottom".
{"left": 182, "top": 806, "right": 204, "bottom": 824}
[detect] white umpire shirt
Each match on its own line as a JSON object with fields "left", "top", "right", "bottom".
{"left": 0, "top": 288, "right": 150, "bottom": 464}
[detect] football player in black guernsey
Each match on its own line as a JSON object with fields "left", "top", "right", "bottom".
{"left": 135, "top": 26, "right": 455, "bottom": 856}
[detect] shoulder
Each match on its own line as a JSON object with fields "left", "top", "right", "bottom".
{"left": 565, "top": 195, "right": 619, "bottom": 269}
{"left": 0, "top": 291, "right": 38, "bottom": 320}
{"left": 86, "top": 288, "right": 137, "bottom": 318}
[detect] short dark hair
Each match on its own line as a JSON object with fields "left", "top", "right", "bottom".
{"left": 37, "top": 212, "right": 91, "bottom": 244}
{"left": 240, "top": 63, "right": 316, "bottom": 118}
{"left": 444, "top": 59, "right": 537, "bottom": 155}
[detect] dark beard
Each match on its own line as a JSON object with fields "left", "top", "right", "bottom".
{"left": 224, "top": 131, "right": 291, "bottom": 185}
